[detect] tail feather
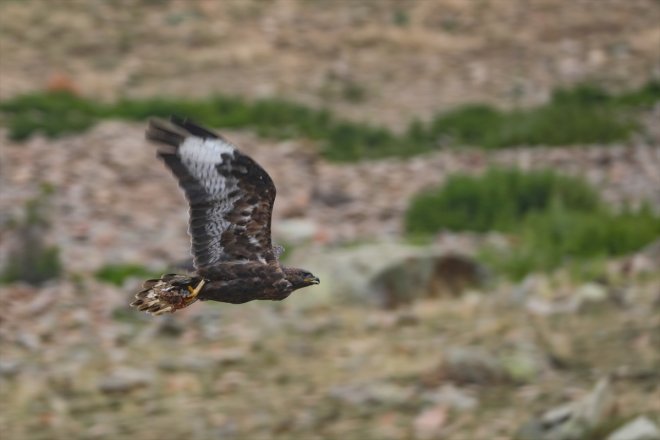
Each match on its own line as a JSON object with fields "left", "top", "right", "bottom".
{"left": 130, "top": 273, "right": 202, "bottom": 316}
{"left": 170, "top": 115, "right": 220, "bottom": 139}
{"left": 146, "top": 116, "right": 225, "bottom": 150}
{"left": 141, "top": 279, "right": 160, "bottom": 289}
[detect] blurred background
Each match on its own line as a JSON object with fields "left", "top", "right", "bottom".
{"left": 1, "top": 1, "right": 659, "bottom": 439}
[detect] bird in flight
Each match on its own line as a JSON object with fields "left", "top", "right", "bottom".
{"left": 131, "top": 116, "right": 319, "bottom": 315}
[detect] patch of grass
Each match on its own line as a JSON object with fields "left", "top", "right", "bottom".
{"left": 392, "top": 9, "right": 409, "bottom": 27}
{"left": 341, "top": 81, "right": 368, "bottom": 103}
{"left": 405, "top": 168, "right": 601, "bottom": 234}
{"left": 427, "top": 83, "right": 654, "bottom": 149}
{"left": 1, "top": 186, "right": 62, "bottom": 285}
{"left": 406, "top": 168, "right": 660, "bottom": 278}
{"left": 94, "top": 263, "right": 161, "bottom": 286}
{"left": 1, "top": 81, "right": 658, "bottom": 161}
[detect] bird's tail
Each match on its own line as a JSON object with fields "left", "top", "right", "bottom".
{"left": 130, "top": 274, "right": 203, "bottom": 315}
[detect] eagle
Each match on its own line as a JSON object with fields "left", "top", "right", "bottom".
{"left": 130, "top": 116, "right": 319, "bottom": 315}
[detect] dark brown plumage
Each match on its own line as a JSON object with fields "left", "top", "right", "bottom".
{"left": 130, "top": 117, "right": 319, "bottom": 315}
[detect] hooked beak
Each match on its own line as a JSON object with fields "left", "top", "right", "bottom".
{"left": 305, "top": 276, "right": 320, "bottom": 285}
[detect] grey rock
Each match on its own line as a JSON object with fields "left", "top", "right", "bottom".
{"left": 421, "top": 384, "right": 478, "bottom": 411}
{"left": 16, "top": 332, "right": 40, "bottom": 351}
{"left": 576, "top": 283, "right": 608, "bottom": 303}
{"left": 442, "top": 347, "right": 507, "bottom": 384}
{"left": 97, "top": 368, "right": 153, "bottom": 393}
{"left": 621, "top": 239, "right": 660, "bottom": 277}
{"left": 371, "top": 252, "right": 487, "bottom": 308}
{"left": 607, "top": 417, "right": 660, "bottom": 440}
{"left": 328, "top": 381, "right": 414, "bottom": 407}
{"left": 499, "top": 350, "right": 541, "bottom": 383}
{"left": 0, "top": 360, "right": 21, "bottom": 378}
{"left": 516, "top": 378, "right": 615, "bottom": 440}
{"left": 215, "top": 348, "right": 248, "bottom": 366}
{"left": 414, "top": 404, "right": 448, "bottom": 440}
{"left": 287, "top": 243, "right": 487, "bottom": 309}
{"left": 272, "top": 218, "right": 318, "bottom": 245}
{"left": 155, "top": 315, "right": 186, "bottom": 337}
{"left": 158, "top": 357, "right": 214, "bottom": 372}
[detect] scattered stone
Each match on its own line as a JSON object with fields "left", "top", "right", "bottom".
{"left": 0, "top": 360, "right": 21, "bottom": 378}
{"left": 499, "top": 350, "right": 542, "bottom": 383}
{"left": 575, "top": 283, "right": 609, "bottom": 310}
{"left": 272, "top": 218, "right": 318, "bottom": 245}
{"left": 158, "top": 357, "right": 214, "bottom": 372}
{"left": 215, "top": 348, "right": 248, "bottom": 366}
{"left": 607, "top": 416, "right": 660, "bottom": 440}
{"left": 526, "top": 297, "right": 580, "bottom": 316}
{"left": 516, "top": 378, "right": 616, "bottom": 440}
{"left": 620, "top": 239, "right": 660, "bottom": 277}
{"left": 155, "top": 316, "right": 186, "bottom": 337}
{"left": 15, "top": 332, "right": 40, "bottom": 351}
{"left": 421, "top": 384, "right": 478, "bottom": 411}
{"left": 97, "top": 368, "right": 153, "bottom": 393}
{"left": 413, "top": 404, "right": 448, "bottom": 440}
{"left": 328, "top": 381, "right": 414, "bottom": 407}
{"left": 395, "top": 310, "right": 419, "bottom": 327}
{"left": 442, "top": 347, "right": 507, "bottom": 384}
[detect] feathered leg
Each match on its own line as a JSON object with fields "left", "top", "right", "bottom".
{"left": 130, "top": 274, "right": 203, "bottom": 315}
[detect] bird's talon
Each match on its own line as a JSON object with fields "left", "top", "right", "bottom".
{"left": 188, "top": 279, "right": 206, "bottom": 300}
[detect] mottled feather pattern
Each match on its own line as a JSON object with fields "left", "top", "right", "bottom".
{"left": 147, "top": 117, "right": 278, "bottom": 273}
{"left": 130, "top": 274, "right": 201, "bottom": 315}
{"left": 132, "top": 117, "right": 319, "bottom": 315}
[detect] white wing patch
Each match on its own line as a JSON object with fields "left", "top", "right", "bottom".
{"left": 179, "top": 137, "right": 235, "bottom": 196}
{"left": 178, "top": 136, "right": 242, "bottom": 267}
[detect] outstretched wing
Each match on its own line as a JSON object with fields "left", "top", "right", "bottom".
{"left": 146, "top": 116, "right": 277, "bottom": 271}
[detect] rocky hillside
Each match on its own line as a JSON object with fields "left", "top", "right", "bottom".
{"left": 2, "top": 122, "right": 660, "bottom": 274}
{"left": 1, "top": 0, "right": 659, "bottom": 128}
{"left": 1, "top": 1, "right": 659, "bottom": 439}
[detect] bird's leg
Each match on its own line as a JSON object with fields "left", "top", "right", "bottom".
{"left": 187, "top": 279, "right": 206, "bottom": 300}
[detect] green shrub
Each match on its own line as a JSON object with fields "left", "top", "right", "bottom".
{"left": 483, "top": 203, "right": 660, "bottom": 279}
{"left": 405, "top": 168, "right": 601, "bottom": 235}
{"left": 1, "top": 246, "right": 61, "bottom": 286}
{"left": 405, "top": 168, "right": 660, "bottom": 278}
{"left": 1, "top": 81, "right": 658, "bottom": 160}
{"left": 94, "top": 263, "right": 161, "bottom": 286}
{"left": 1, "top": 187, "right": 62, "bottom": 285}
{"left": 426, "top": 82, "right": 654, "bottom": 149}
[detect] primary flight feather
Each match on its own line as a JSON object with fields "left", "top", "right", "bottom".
{"left": 131, "top": 116, "right": 319, "bottom": 315}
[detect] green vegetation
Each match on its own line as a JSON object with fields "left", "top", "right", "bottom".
{"left": 1, "top": 185, "right": 62, "bottom": 285}
{"left": 482, "top": 202, "right": 660, "bottom": 279}
{"left": 405, "top": 168, "right": 660, "bottom": 279}
{"left": 405, "top": 168, "right": 601, "bottom": 234}
{"left": 1, "top": 81, "right": 658, "bottom": 161}
{"left": 428, "top": 82, "right": 658, "bottom": 149}
{"left": 94, "top": 263, "right": 161, "bottom": 286}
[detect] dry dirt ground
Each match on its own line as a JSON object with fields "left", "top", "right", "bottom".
{"left": 1, "top": 1, "right": 660, "bottom": 439}
{"left": 1, "top": 272, "right": 659, "bottom": 440}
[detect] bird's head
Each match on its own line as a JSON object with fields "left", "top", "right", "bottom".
{"left": 283, "top": 267, "right": 320, "bottom": 290}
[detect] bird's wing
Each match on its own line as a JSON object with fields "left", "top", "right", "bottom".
{"left": 146, "top": 116, "right": 277, "bottom": 271}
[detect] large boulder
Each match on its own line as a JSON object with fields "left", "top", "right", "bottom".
{"left": 286, "top": 242, "right": 488, "bottom": 309}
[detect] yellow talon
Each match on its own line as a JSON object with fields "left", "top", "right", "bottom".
{"left": 187, "top": 279, "right": 206, "bottom": 300}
